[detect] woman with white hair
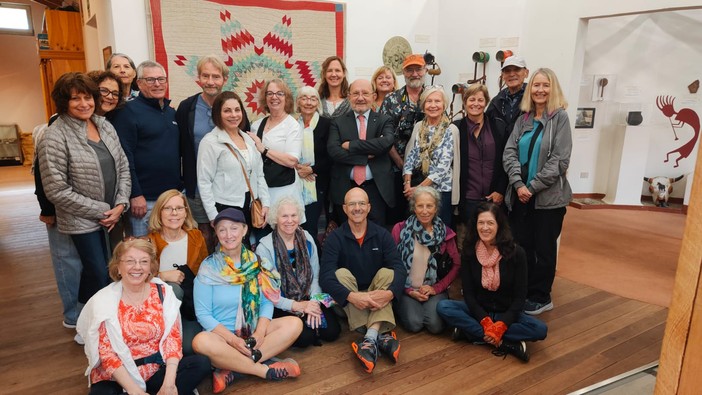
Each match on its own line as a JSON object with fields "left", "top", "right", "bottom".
{"left": 256, "top": 196, "right": 341, "bottom": 348}
{"left": 295, "top": 86, "right": 332, "bottom": 239}
{"left": 402, "top": 86, "right": 459, "bottom": 227}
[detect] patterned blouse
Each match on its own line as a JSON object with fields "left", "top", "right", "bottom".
{"left": 90, "top": 284, "right": 182, "bottom": 384}
{"left": 403, "top": 124, "right": 455, "bottom": 192}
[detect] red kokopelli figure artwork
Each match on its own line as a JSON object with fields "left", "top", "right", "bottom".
{"left": 656, "top": 95, "right": 700, "bottom": 168}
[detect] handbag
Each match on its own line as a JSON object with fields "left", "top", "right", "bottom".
{"left": 256, "top": 117, "right": 296, "bottom": 187}
{"left": 433, "top": 247, "right": 453, "bottom": 280}
{"left": 224, "top": 143, "right": 266, "bottom": 229}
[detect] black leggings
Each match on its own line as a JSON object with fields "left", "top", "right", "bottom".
{"left": 273, "top": 304, "right": 341, "bottom": 348}
{"left": 89, "top": 354, "right": 211, "bottom": 395}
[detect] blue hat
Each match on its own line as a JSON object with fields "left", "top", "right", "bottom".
{"left": 213, "top": 208, "right": 246, "bottom": 226}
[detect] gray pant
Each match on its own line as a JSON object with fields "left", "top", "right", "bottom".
{"left": 397, "top": 292, "right": 447, "bottom": 334}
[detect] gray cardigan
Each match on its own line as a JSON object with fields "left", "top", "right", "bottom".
{"left": 38, "top": 114, "right": 131, "bottom": 234}
{"left": 502, "top": 108, "right": 572, "bottom": 210}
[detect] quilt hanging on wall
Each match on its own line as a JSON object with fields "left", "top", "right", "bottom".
{"left": 148, "top": 0, "right": 345, "bottom": 121}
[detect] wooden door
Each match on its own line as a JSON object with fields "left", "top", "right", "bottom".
{"left": 39, "top": 52, "right": 86, "bottom": 120}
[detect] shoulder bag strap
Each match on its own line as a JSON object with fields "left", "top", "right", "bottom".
{"left": 224, "top": 143, "right": 257, "bottom": 200}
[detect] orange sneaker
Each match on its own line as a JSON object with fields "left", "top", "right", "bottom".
{"left": 378, "top": 331, "right": 400, "bottom": 363}
{"left": 212, "top": 369, "right": 238, "bottom": 394}
{"left": 266, "top": 358, "right": 301, "bottom": 380}
{"left": 351, "top": 338, "right": 378, "bottom": 373}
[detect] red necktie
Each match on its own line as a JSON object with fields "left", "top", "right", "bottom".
{"left": 353, "top": 114, "right": 367, "bottom": 185}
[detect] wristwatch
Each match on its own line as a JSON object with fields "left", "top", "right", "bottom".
{"left": 262, "top": 147, "right": 269, "bottom": 157}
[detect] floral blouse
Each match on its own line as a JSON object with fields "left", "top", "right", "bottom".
{"left": 403, "top": 124, "right": 455, "bottom": 192}
{"left": 90, "top": 284, "right": 182, "bottom": 385}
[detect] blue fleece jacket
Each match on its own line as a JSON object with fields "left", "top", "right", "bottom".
{"left": 111, "top": 94, "right": 182, "bottom": 200}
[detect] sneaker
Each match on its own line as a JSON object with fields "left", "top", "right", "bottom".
{"left": 351, "top": 338, "right": 378, "bottom": 373}
{"left": 74, "top": 333, "right": 85, "bottom": 345}
{"left": 377, "top": 331, "right": 400, "bottom": 363}
{"left": 212, "top": 369, "right": 238, "bottom": 393}
{"left": 492, "top": 340, "right": 530, "bottom": 362}
{"left": 524, "top": 300, "right": 553, "bottom": 315}
{"left": 451, "top": 327, "right": 465, "bottom": 341}
{"left": 62, "top": 321, "right": 76, "bottom": 329}
{"left": 266, "top": 358, "right": 301, "bottom": 381}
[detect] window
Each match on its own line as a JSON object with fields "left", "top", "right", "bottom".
{"left": 0, "top": 3, "right": 33, "bottom": 36}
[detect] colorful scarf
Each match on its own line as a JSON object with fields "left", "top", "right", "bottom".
{"left": 197, "top": 246, "right": 280, "bottom": 337}
{"left": 476, "top": 240, "right": 501, "bottom": 291}
{"left": 272, "top": 227, "right": 312, "bottom": 301}
{"left": 417, "top": 114, "right": 450, "bottom": 175}
{"left": 397, "top": 215, "right": 447, "bottom": 288}
{"left": 298, "top": 113, "right": 318, "bottom": 205}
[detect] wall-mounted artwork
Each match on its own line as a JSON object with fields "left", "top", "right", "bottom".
{"left": 575, "top": 107, "right": 596, "bottom": 129}
{"left": 656, "top": 95, "right": 700, "bottom": 168}
{"left": 591, "top": 74, "right": 616, "bottom": 102}
{"left": 147, "top": 0, "right": 345, "bottom": 121}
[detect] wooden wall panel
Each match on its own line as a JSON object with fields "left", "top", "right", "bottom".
{"left": 656, "top": 137, "right": 702, "bottom": 393}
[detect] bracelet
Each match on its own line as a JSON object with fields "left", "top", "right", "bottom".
{"left": 403, "top": 180, "right": 410, "bottom": 185}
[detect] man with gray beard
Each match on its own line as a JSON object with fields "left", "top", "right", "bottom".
{"left": 379, "top": 54, "right": 427, "bottom": 223}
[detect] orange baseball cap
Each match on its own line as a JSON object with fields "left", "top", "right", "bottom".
{"left": 402, "top": 54, "right": 426, "bottom": 69}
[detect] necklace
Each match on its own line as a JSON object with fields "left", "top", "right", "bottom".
{"left": 122, "top": 284, "right": 149, "bottom": 312}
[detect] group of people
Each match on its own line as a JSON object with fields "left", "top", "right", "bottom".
{"left": 34, "top": 49, "right": 572, "bottom": 393}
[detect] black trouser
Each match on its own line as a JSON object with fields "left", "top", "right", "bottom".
{"left": 89, "top": 354, "right": 211, "bottom": 395}
{"left": 509, "top": 200, "right": 566, "bottom": 304}
{"left": 302, "top": 184, "right": 329, "bottom": 246}
{"left": 273, "top": 304, "right": 341, "bottom": 348}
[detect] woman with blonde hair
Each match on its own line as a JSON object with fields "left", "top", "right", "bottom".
{"left": 371, "top": 65, "right": 398, "bottom": 110}
{"left": 77, "top": 239, "right": 210, "bottom": 394}
{"left": 147, "top": 190, "right": 208, "bottom": 323}
{"left": 502, "top": 67, "right": 572, "bottom": 316}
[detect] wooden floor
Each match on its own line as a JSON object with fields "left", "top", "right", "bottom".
{"left": 0, "top": 166, "right": 670, "bottom": 394}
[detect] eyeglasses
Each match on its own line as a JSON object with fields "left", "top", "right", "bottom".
{"left": 162, "top": 206, "right": 186, "bottom": 214}
{"left": 349, "top": 92, "right": 373, "bottom": 98}
{"left": 299, "top": 96, "right": 318, "bottom": 102}
{"left": 120, "top": 258, "right": 151, "bottom": 267}
{"left": 426, "top": 85, "right": 444, "bottom": 90}
{"left": 266, "top": 91, "right": 285, "bottom": 98}
{"left": 344, "top": 201, "right": 368, "bottom": 207}
{"left": 139, "top": 77, "right": 168, "bottom": 85}
{"left": 99, "top": 87, "right": 120, "bottom": 99}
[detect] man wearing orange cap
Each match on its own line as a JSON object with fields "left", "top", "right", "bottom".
{"left": 379, "top": 54, "right": 427, "bottom": 223}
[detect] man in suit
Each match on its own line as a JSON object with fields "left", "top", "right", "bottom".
{"left": 328, "top": 79, "right": 395, "bottom": 226}
{"left": 175, "top": 55, "right": 229, "bottom": 252}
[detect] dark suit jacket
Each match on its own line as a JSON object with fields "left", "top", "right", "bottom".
{"left": 175, "top": 93, "right": 200, "bottom": 198}
{"left": 327, "top": 110, "right": 395, "bottom": 206}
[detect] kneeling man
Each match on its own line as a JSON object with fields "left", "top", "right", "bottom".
{"left": 320, "top": 187, "right": 406, "bottom": 373}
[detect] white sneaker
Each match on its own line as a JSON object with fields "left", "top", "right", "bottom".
{"left": 62, "top": 320, "right": 76, "bottom": 329}
{"left": 74, "top": 333, "right": 85, "bottom": 345}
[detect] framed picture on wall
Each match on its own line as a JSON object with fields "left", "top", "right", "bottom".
{"left": 102, "top": 46, "right": 112, "bottom": 68}
{"left": 575, "top": 107, "right": 596, "bottom": 129}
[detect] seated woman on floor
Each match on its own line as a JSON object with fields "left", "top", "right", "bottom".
{"left": 391, "top": 186, "right": 461, "bottom": 334}
{"left": 436, "top": 202, "right": 547, "bottom": 362}
{"left": 76, "top": 239, "right": 210, "bottom": 395}
{"left": 256, "top": 196, "right": 341, "bottom": 347}
{"left": 192, "top": 208, "right": 303, "bottom": 394}
{"left": 147, "top": 189, "right": 209, "bottom": 355}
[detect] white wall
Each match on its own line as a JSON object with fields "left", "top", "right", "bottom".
{"left": 574, "top": 11, "right": 702, "bottom": 201}
{"left": 106, "top": 0, "right": 702, "bottom": 200}
{"left": 0, "top": 0, "right": 47, "bottom": 133}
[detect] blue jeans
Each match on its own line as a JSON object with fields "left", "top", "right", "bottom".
{"left": 436, "top": 300, "right": 547, "bottom": 342}
{"left": 46, "top": 224, "right": 82, "bottom": 325}
{"left": 71, "top": 230, "right": 111, "bottom": 303}
{"left": 128, "top": 200, "right": 156, "bottom": 237}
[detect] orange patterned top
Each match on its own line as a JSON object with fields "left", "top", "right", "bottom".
{"left": 90, "top": 284, "right": 182, "bottom": 384}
